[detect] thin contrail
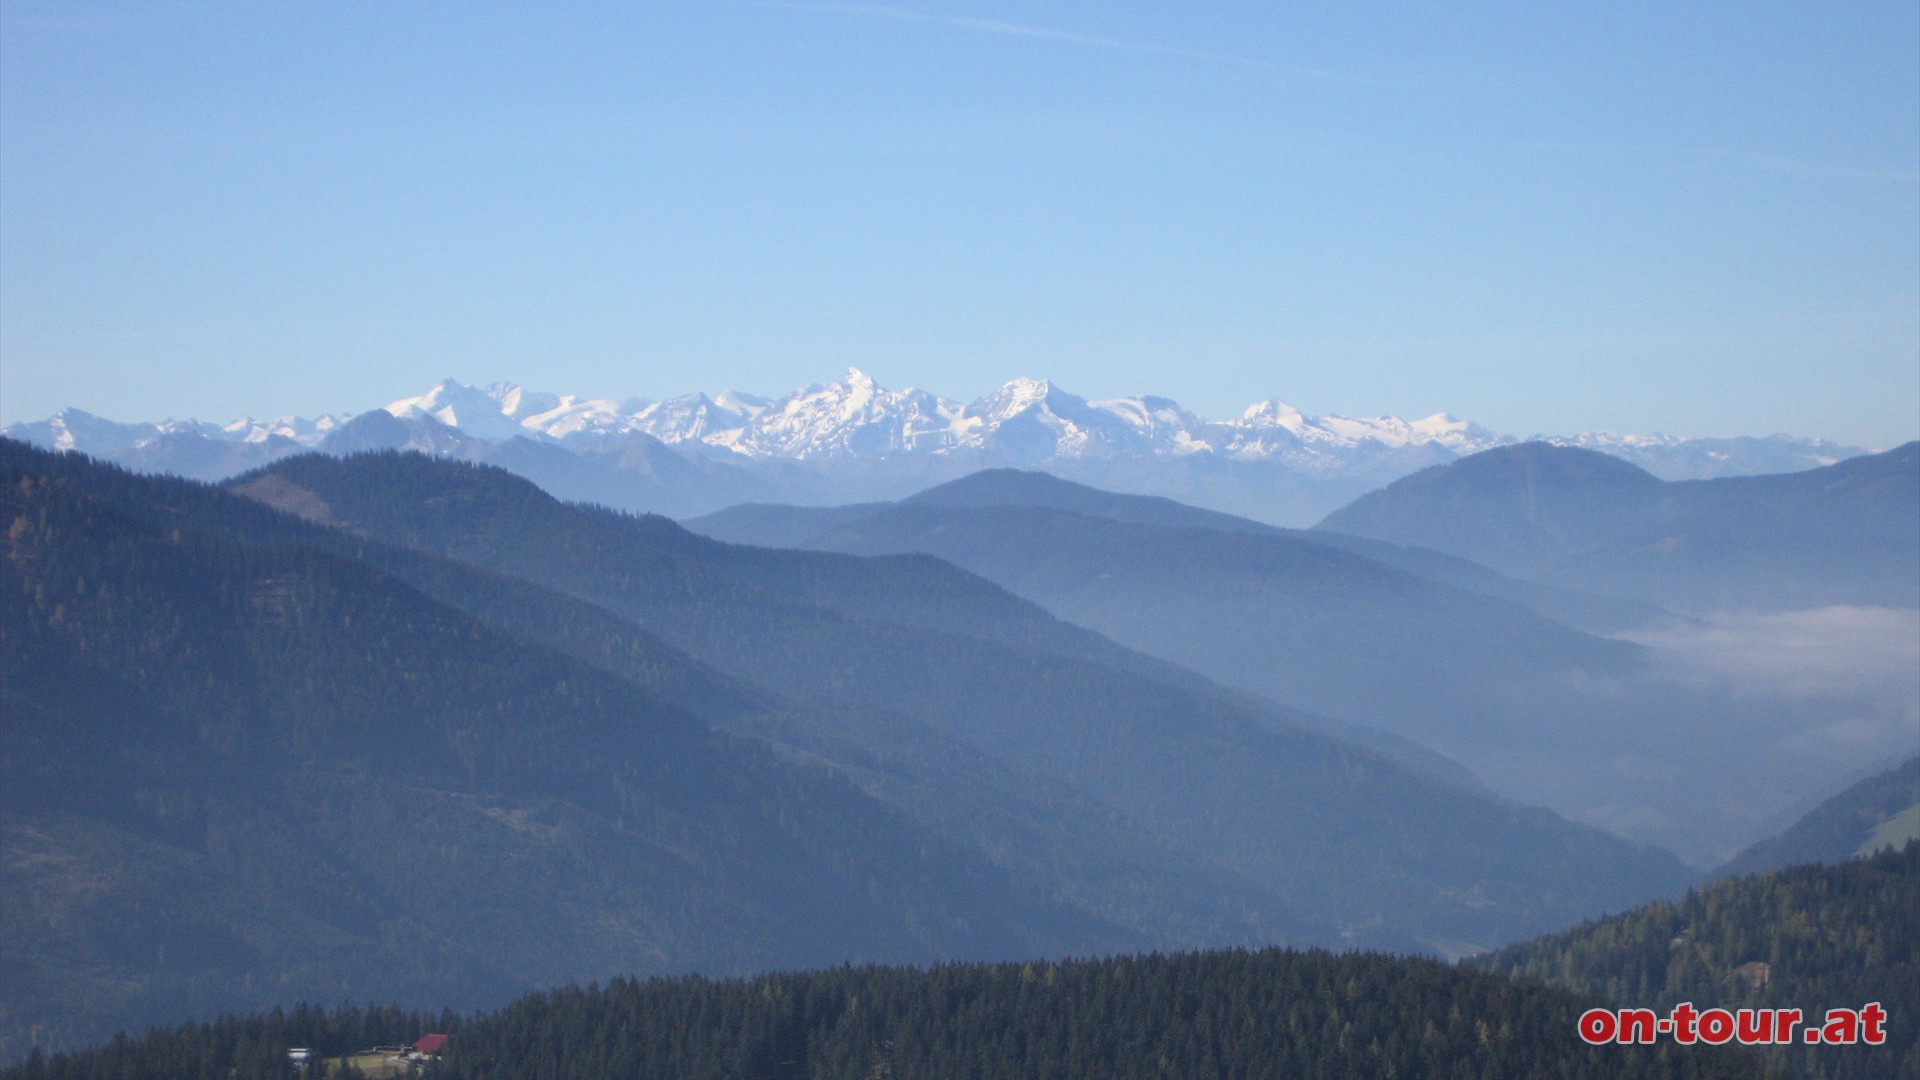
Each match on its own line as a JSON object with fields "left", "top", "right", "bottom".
{"left": 1532, "top": 138, "right": 1919, "bottom": 183}
{"left": 747, "top": 1, "right": 1375, "bottom": 84}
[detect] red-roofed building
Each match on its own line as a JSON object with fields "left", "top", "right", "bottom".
{"left": 412, "top": 1034, "right": 448, "bottom": 1057}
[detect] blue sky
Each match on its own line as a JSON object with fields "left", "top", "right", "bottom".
{"left": 2, "top": 1, "right": 1915, "bottom": 445}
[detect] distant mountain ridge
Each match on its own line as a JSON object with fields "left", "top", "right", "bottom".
{"left": 4, "top": 370, "right": 1867, "bottom": 525}
{"left": 1, "top": 435, "right": 1721, "bottom": 1054}
{"left": 223, "top": 448, "right": 1699, "bottom": 949}
{"left": 1317, "top": 440, "right": 1920, "bottom": 611}
{"left": 684, "top": 467, "right": 1920, "bottom": 865}
{"left": 690, "top": 471, "right": 1648, "bottom": 768}
{"left": 1, "top": 439, "right": 1140, "bottom": 1059}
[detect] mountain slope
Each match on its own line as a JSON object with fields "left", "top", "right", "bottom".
{"left": 1318, "top": 441, "right": 1920, "bottom": 611}
{"left": 0, "top": 444, "right": 1130, "bottom": 1061}
{"left": 781, "top": 497, "right": 1644, "bottom": 749}
{"left": 1718, "top": 757, "right": 1920, "bottom": 877}
{"left": 921, "top": 468, "right": 1669, "bottom": 628}
{"left": 688, "top": 467, "right": 1920, "bottom": 866}
{"left": 688, "top": 471, "right": 1858, "bottom": 863}
{"left": 688, "top": 469, "right": 1666, "bottom": 634}
{"left": 228, "top": 450, "right": 1698, "bottom": 952}
{"left": 4, "top": 440, "right": 1315, "bottom": 974}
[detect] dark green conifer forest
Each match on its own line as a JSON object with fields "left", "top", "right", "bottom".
{"left": 1475, "top": 842, "right": 1919, "bottom": 1080}
{"left": 3, "top": 949, "right": 1780, "bottom": 1080}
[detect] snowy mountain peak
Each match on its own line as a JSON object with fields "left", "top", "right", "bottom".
{"left": 629, "top": 392, "right": 748, "bottom": 445}
{"left": 486, "top": 382, "right": 563, "bottom": 422}
{"left": 218, "top": 414, "right": 344, "bottom": 445}
{"left": 1092, "top": 394, "right": 1210, "bottom": 436}
{"left": 385, "top": 378, "right": 553, "bottom": 443}
{"left": 1234, "top": 399, "right": 1308, "bottom": 431}
{"left": 5, "top": 371, "right": 1868, "bottom": 509}
{"left": 1410, "top": 412, "right": 1471, "bottom": 436}
{"left": 967, "top": 376, "right": 1062, "bottom": 423}
{"left": 999, "top": 375, "right": 1054, "bottom": 405}
{"left": 385, "top": 377, "right": 469, "bottom": 420}
{"left": 14, "top": 408, "right": 147, "bottom": 453}
{"left": 729, "top": 369, "right": 964, "bottom": 459}
{"left": 713, "top": 390, "right": 770, "bottom": 418}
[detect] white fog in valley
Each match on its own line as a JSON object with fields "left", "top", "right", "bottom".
{"left": 1533, "top": 607, "right": 1920, "bottom": 866}
{"left": 1628, "top": 606, "right": 1918, "bottom": 817}
{"left": 1621, "top": 606, "right": 1920, "bottom": 706}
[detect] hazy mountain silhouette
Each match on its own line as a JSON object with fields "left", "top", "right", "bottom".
{"left": 693, "top": 469, "right": 1666, "bottom": 632}
{"left": 0, "top": 440, "right": 1127, "bottom": 1058}
{"left": 687, "top": 472, "right": 1664, "bottom": 825}
{"left": 1318, "top": 441, "right": 1920, "bottom": 611}
{"left": 9, "top": 442, "right": 1326, "bottom": 973}
{"left": 685, "top": 466, "right": 1917, "bottom": 865}
{"left": 228, "top": 450, "right": 1697, "bottom": 951}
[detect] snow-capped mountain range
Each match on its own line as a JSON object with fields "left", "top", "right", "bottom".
{"left": 377, "top": 369, "right": 1508, "bottom": 466}
{"left": 4, "top": 369, "right": 1866, "bottom": 525}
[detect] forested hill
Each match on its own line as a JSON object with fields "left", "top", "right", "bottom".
{"left": 1473, "top": 842, "right": 1918, "bottom": 1080}
{"left": 1717, "top": 757, "right": 1919, "bottom": 877}
{"left": 1315, "top": 441, "right": 1920, "bottom": 613}
{"left": 0, "top": 440, "right": 1131, "bottom": 1059}
{"left": 227, "top": 448, "right": 1696, "bottom": 950}
{"left": 3, "top": 949, "right": 1776, "bottom": 1080}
